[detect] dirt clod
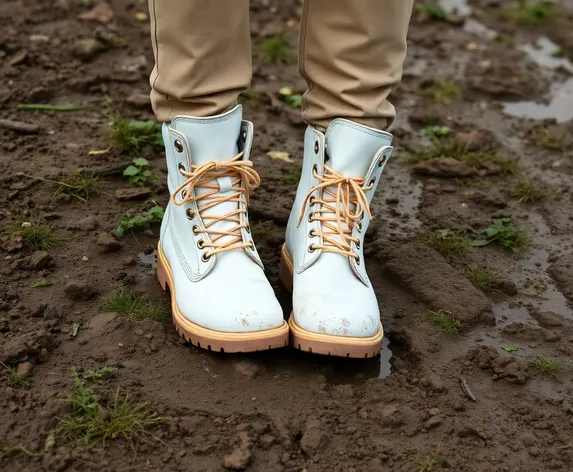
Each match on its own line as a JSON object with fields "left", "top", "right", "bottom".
{"left": 64, "top": 281, "right": 99, "bottom": 301}
{"left": 96, "top": 232, "right": 122, "bottom": 252}
{"left": 300, "top": 417, "right": 328, "bottom": 456}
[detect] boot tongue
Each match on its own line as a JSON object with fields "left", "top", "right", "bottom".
{"left": 170, "top": 105, "right": 244, "bottom": 251}
{"left": 325, "top": 119, "right": 393, "bottom": 178}
{"left": 171, "top": 105, "right": 242, "bottom": 165}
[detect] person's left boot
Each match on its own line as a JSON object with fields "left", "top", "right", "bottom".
{"left": 281, "top": 119, "right": 393, "bottom": 358}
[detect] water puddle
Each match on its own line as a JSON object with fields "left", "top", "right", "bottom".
{"left": 518, "top": 36, "right": 573, "bottom": 73}
{"left": 138, "top": 248, "right": 157, "bottom": 271}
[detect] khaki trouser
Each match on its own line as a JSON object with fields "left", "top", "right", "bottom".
{"left": 148, "top": 0, "right": 414, "bottom": 131}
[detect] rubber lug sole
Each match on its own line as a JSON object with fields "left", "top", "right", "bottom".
{"left": 279, "top": 243, "right": 383, "bottom": 358}
{"left": 157, "top": 242, "right": 289, "bottom": 353}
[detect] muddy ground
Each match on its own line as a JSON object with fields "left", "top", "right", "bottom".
{"left": 2, "top": 0, "right": 573, "bottom": 471}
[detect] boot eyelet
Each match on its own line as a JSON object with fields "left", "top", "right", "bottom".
{"left": 378, "top": 156, "right": 387, "bottom": 167}
{"left": 314, "top": 141, "right": 319, "bottom": 154}
{"left": 201, "top": 253, "right": 211, "bottom": 263}
{"left": 197, "top": 239, "right": 205, "bottom": 249}
{"left": 249, "top": 242, "right": 255, "bottom": 251}
{"left": 356, "top": 256, "right": 361, "bottom": 265}
{"left": 309, "top": 196, "right": 316, "bottom": 206}
{"left": 186, "top": 209, "right": 195, "bottom": 220}
{"left": 178, "top": 162, "right": 186, "bottom": 173}
{"left": 312, "top": 164, "right": 318, "bottom": 175}
{"left": 192, "top": 225, "right": 200, "bottom": 235}
{"left": 308, "top": 212, "right": 315, "bottom": 222}
{"left": 246, "top": 224, "right": 251, "bottom": 233}
{"left": 356, "top": 222, "right": 362, "bottom": 232}
{"left": 174, "top": 140, "right": 183, "bottom": 153}
{"left": 308, "top": 244, "right": 316, "bottom": 253}
{"left": 355, "top": 241, "right": 360, "bottom": 250}
{"left": 309, "top": 230, "right": 316, "bottom": 238}
{"left": 181, "top": 189, "right": 188, "bottom": 199}
{"left": 369, "top": 177, "right": 376, "bottom": 186}
{"left": 241, "top": 129, "right": 247, "bottom": 141}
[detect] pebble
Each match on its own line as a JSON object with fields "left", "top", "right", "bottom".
{"left": 16, "top": 361, "right": 34, "bottom": 377}
{"left": 233, "top": 359, "right": 263, "bottom": 379}
{"left": 64, "top": 281, "right": 99, "bottom": 301}
{"left": 96, "top": 232, "right": 122, "bottom": 252}
{"left": 423, "top": 415, "right": 442, "bottom": 430}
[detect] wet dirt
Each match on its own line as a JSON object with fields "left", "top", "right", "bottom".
{"left": 2, "top": 1, "right": 573, "bottom": 471}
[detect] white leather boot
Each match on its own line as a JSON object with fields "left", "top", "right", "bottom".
{"left": 157, "top": 105, "right": 289, "bottom": 352}
{"left": 281, "top": 119, "right": 393, "bottom": 358}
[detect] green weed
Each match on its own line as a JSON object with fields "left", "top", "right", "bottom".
{"left": 1, "top": 362, "right": 32, "bottom": 389}
{"left": 421, "top": 229, "right": 471, "bottom": 257}
{"left": 123, "top": 158, "right": 159, "bottom": 187}
{"left": 423, "top": 309, "right": 461, "bottom": 335}
{"left": 260, "top": 34, "right": 290, "bottom": 63}
{"left": 278, "top": 87, "right": 302, "bottom": 109}
{"left": 6, "top": 213, "right": 66, "bottom": 252}
{"left": 1, "top": 445, "right": 43, "bottom": 458}
{"left": 108, "top": 115, "right": 163, "bottom": 154}
{"left": 55, "top": 171, "right": 106, "bottom": 203}
{"left": 529, "top": 356, "right": 563, "bottom": 378}
{"left": 414, "top": 3, "right": 450, "bottom": 21}
{"left": 102, "top": 286, "right": 169, "bottom": 321}
{"left": 421, "top": 125, "right": 451, "bottom": 139}
{"left": 463, "top": 266, "right": 500, "bottom": 294}
{"left": 18, "top": 104, "right": 89, "bottom": 112}
{"left": 281, "top": 166, "right": 302, "bottom": 187}
{"left": 32, "top": 280, "right": 53, "bottom": 288}
{"left": 414, "top": 454, "right": 446, "bottom": 472}
{"left": 472, "top": 218, "right": 531, "bottom": 252}
{"left": 425, "top": 80, "right": 462, "bottom": 104}
{"left": 502, "top": 344, "right": 519, "bottom": 353}
{"left": 538, "top": 129, "right": 566, "bottom": 151}
{"left": 112, "top": 205, "right": 164, "bottom": 238}
{"left": 495, "top": 33, "right": 517, "bottom": 47}
{"left": 56, "top": 372, "right": 162, "bottom": 447}
{"left": 84, "top": 366, "right": 118, "bottom": 384}
{"left": 505, "top": 1, "right": 556, "bottom": 26}
{"left": 510, "top": 177, "right": 554, "bottom": 203}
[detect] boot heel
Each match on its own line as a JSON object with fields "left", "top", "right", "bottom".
{"left": 156, "top": 244, "right": 169, "bottom": 291}
{"left": 279, "top": 244, "right": 294, "bottom": 292}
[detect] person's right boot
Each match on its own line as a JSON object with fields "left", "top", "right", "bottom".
{"left": 157, "top": 105, "right": 289, "bottom": 352}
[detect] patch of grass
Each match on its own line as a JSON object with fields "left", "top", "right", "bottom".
{"left": 108, "top": 115, "right": 163, "bottom": 155}
{"left": 56, "top": 372, "right": 162, "bottom": 447}
{"left": 423, "top": 309, "right": 461, "bottom": 335}
{"left": 1, "top": 362, "right": 32, "bottom": 389}
{"left": 505, "top": 1, "right": 557, "bottom": 26}
{"left": 463, "top": 267, "right": 500, "bottom": 294}
{"left": 278, "top": 87, "right": 302, "bottom": 109}
{"left": 414, "top": 454, "right": 446, "bottom": 472}
{"left": 18, "top": 104, "right": 89, "bottom": 112}
{"left": 102, "top": 286, "right": 169, "bottom": 321}
{"left": 112, "top": 204, "right": 164, "bottom": 238}
{"left": 84, "top": 366, "right": 118, "bottom": 384}
{"left": 1, "top": 444, "right": 43, "bottom": 458}
{"left": 421, "top": 229, "right": 471, "bottom": 257}
{"left": 425, "top": 80, "right": 462, "bottom": 104}
{"left": 6, "top": 213, "right": 66, "bottom": 252}
{"left": 421, "top": 125, "right": 451, "bottom": 139}
{"left": 238, "top": 88, "right": 263, "bottom": 107}
{"left": 123, "top": 158, "right": 159, "bottom": 187}
{"left": 260, "top": 34, "right": 290, "bottom": 63}
{"left": 409, "top": 136, "right": 522, "bottom": 174}
{"left": 510, "top": 177, "right": 554, "bottom": 203}
{"left": 55, "top": 171, "right": 106, "bottom": 203}
{"left": 529, "top": 356, "right": 563, "bottom": 379}
{"left": 281, "top": 166, "right": 302, "bottom": 187}
{"left": 414, "top": 3, "right": 450, "bottom": 21}
{"left": 538, "top": 129, "right": 566, "bottom": 151}
{"left": 472, "top": 218, "right": 531, "bottom": 252}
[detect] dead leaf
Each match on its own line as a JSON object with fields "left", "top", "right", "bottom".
{"left": 88, "top": 145, "right": 112, "bottom": 156}
{"left": 266, "top": 151, "right": 294, "bottom": 163}
{"left": 77, "top": 1, "right": 115, "bottom": 24}
{"left": 135, "top": 12, "right": 148, "bottom": 21}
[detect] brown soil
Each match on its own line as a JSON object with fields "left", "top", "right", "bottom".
{"left": 2, "top": 1, "right": 573, "bottom": 471}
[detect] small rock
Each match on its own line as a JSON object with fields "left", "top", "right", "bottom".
{"left": 38, "top": 348, "right": 49, "bottom": 363}
{"left": 428, "top": 408, "right": 440, "bottom": 417}
{"left": 531, "top": 311, "right": 564, "bottom": 329}
{"left": 259, "top": 434, "right": 275, "bottom": 448}
{"left": 528, "top": 446, "right": 540, "bottom": 457}
{"left": 522, "top": 434, "right": 536, "bottom": 447}
{"left": 494, "top": 279, "right": 517, "bottom": 296}
{"left": 300, "top": 417, "right": 328, "bottom": 456}
{"left": 115, "top": 187, "right": 153, "bottom": 201}
{"left": 29, "top": 251, "right": 53, "bottom": 270}
{"left": 376, "top": 404, "right": 407, "bottom": 428}
{"left": 77, "top": 1, "right": 115, "bottom": 23}
{"left": 64, "top": 281, "right": 99, "bottom": 301}
{"left": 96, "top": 233, "right": 122, "bottom": 252}
{"left": 73, "top": 38, "right": 104, "bottom": 62}
{"left": 233, "top": 359, "right": 263, "bottom": 379}
{"left": 423, "top": 415, "right": 442, "bottom": 430}
{"left": 16, "top": 361, "right": 34, "bottom": 377}
{"left": 42, "top": 304, "right": 61, "bottom": 321}
{"left": 223, "top": 431, "right": 252, "bottom": 470}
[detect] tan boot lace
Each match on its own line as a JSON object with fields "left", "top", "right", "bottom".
{"left": 172, "top": 153, "right": 260, "bottom": 259}
{"left": 297, "top": 165, "right": 374, "bottom": 260}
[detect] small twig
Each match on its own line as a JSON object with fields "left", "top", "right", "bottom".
{"left": 460, "top": 376, "right": 476, "bottom": 402}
